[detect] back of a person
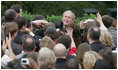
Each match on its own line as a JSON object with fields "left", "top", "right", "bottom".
{"left": 55, "top": 58, "right": 68, "bottom": 69}
{"left": 108, "top": 26, "right": 117, "bottom": 46}
{"left": 11, "top": 40, "right": 22, "bottom": 55}
{"left": 90, "top": 41, "right": 106, "bottom": 52}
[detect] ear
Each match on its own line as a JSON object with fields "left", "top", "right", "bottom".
{"left": 12, "top": 32, "right": 17, "bottom": 39}
{"left": 87, "top": 33, "right": 90, "bottom": 41}
{"left": 20, "top": 45, "right": 23, "bottom": 50}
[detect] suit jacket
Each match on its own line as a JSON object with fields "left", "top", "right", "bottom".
{"left": 14, "top": 30, "right": 40, "bottom": 52}
{"left": 11, "top": 40, "right": 22, "bottom": 55}
{"left": 90, "top": 41, "right": 106, "bottom": 52}
{"left": 108, "top": 26, "right": 117, "bottom": 46}
{"left": 55, "top": 58, "right": 68, "bottom": 69}
{"left": 53, "top": 21, "right": 66, "bottom": 32}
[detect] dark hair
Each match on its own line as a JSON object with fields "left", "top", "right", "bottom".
{"left": 22, "top": 37, "right": 36, "bottom": 51}
{"left": 93, "top": 59, "right": 109, "bottom": 69}
{"left": 68, "top": 23, "right": 81, "bottom": 47}
{"left": 65, "top": 58, "right": 79, "bottom": 69}
{"left": 58, "top": 35, "right": 71, "bottom": 49}
{"left": 88, "top": 26, "right": 100, "bottom": 41}
{"left": 26, "top": 19, "right": 31, "bottom": 28}
{"left": 32, "top": 15, "right": 45, "bottom": 21}
{"left": 76, "top": 42, "right": 91, "bottom": 68}
{"left": 15, "top": 16, "right": 27, "bottom": 30}
{"left": 10, "top": 5, "right": 22, "bottom": 13}
{"left": 102, "top": 15, "right": 113, "bottom": 28}
{"left": 45, "top": 26, "right": 56, "bottom": 35}
{"left": 51, "top": 31, "right": 64, "bottom": 41}
{"left": 4, "top": 9, "right": 16, "bottom": 22}
{"left": 99, "top": 48, "right": 117, "bottom": 69}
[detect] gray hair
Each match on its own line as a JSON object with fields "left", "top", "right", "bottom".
{"left": 63, "top": 10, "right": 75, "bottom": 19}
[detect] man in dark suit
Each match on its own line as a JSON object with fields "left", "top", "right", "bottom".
{"left": 54, "top": 10, "right": 75, "bottom": 32}
{"left": 54, "top": 10, "right": 81, "bottom": 47}
{"left": 87, "top": 26, "right": 106, "bottom": 52}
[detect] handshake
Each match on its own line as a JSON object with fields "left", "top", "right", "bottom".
{"left": 31, "top": 20, "right": 48, "bottom": 28}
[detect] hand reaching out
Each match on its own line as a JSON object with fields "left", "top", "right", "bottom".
{"left": 80, "top": 20, "right": 85, "bottom": 29}
{"left": 32, "top": 20, "right": 48, "bottom": 29}
{"left": 66, "top": 27, "right": 73, "bottom": 38}
{"left": 96, "top": 12, "right": 104, "bottom": 26}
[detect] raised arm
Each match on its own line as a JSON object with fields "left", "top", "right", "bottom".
{"left": 66, "top": 27, "right": 76, "bottom": 56}
{"left": 6, "top": 33, "right": 15, "bottom": 60}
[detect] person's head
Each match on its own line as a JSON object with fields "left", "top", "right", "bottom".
{"left": 53, "top": 43, "right": 67, "bottom": 58}
{"left": 26, "top": 52, "right": 38, "bottom": 64}
{"left": 37, "top": 47, "right": 56, "bottom": 69}
{"left": 93, "top": 59, "right": 109, "bottom": 69}
{"left": 87, "top": 26, "right": 100, "bottom": 42}
{"left": 7, "top": 59, "right": 27, "bottom": 69}
{"left": 58, "top": 35, "right": 71, "bottom": 49}
{"left": 83, "top": 51, "right": 103, "bottom": 69}
{"left": 4, "top": 22, "right": 18, "bottom": 39}
{"left": 62, "top": 10, "right": 75, "bottom": 26}
{"left": 45, "top": 26, "right": 56, "bottom": 37}
{"left": 111, "top": 17, "right": 117, "bottom": 27}
{"left": 99, "top": 48, "right": 117, "bottom": 69}
{"left": 99, "top": 28, "right": 114, "bottom": 47}
{"left": 44, "top": 22, "right": 55, "bottom": 32}
{"left": 81, "top": 20, "right": 96, "bottom": 43}
{"left": 65, "top": 58, "right": 79, "bottom": 69}
{"left": 15, "top": 16, "right": 27, "bottom": 31}
{"left": 76, "top": 43, "right": 91, "bottom": 65}
{"left": 19, "top": 34, "right": 31, "bottom": 47}
{"left": 84, "top": 19, "right": 96, "bottom": 32}
{"left": 51, "top": 31, "right": 64, "bottom": 43}
{"left": 22, "top": 36, "right": 36, "bottom": 52}
{"left": 10, "top": 5, "right": 22, "bottom": 17}
{"left": 39, "top": 36, "right": 56, "bottom": 50}
{"left": 4, "top": 9, "right": 16, "bottom": 22}
{"left": 102, "top": 15, "right": 113, "bottom": 28}
{"left": 32, "top": 15, "right": 45, "bottom": 21}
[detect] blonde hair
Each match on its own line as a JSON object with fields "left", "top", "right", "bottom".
{"left": 83, "top": 51, "right": 103, "bottom": 69}
{"left": 40, "top": 36, "right": 56, "bottom": 50}
{"left": 99, "top": 26, "right": 114, "bottom": 47}
{"left": 37, "top": 47, "right": 56, "bottom": 69}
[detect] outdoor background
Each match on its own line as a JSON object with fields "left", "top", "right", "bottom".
{"left": 1, "top": 1, "right": 117, "bottom": 25}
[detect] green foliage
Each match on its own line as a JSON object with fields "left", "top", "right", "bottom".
{"left": 46, "top": 15, "right": 62, "bottom": 22}
{"left": 1, "top": 1, "right": 117, "bottom": 17}
{"left": 22, "top": 12, "right": 96, "bottom": 26}
{"left": 22, "top": 12, "right": 36, "bottom": 21}
{"left": 75, "top": 13, "right": 96, "bottom": 26}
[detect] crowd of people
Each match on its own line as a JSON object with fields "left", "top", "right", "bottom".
{"left": 1, "top": 5, "right": 117, "bottom": 69}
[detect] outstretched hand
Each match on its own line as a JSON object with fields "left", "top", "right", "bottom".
{"left": 32, "top": 20, "right": 48, "bottom": 29}
{"left": 65, "top": 27, "right": 73, "bottom": 37}
{"left": 80, "top": 20, "right": 85, "bottom": 29}
{"left": 96, "top": 12, "right": 104, "bottom": 25}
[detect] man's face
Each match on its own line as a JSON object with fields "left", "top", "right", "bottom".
{"left": 62, "top": 12, "right": 74, "bottom": 26}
